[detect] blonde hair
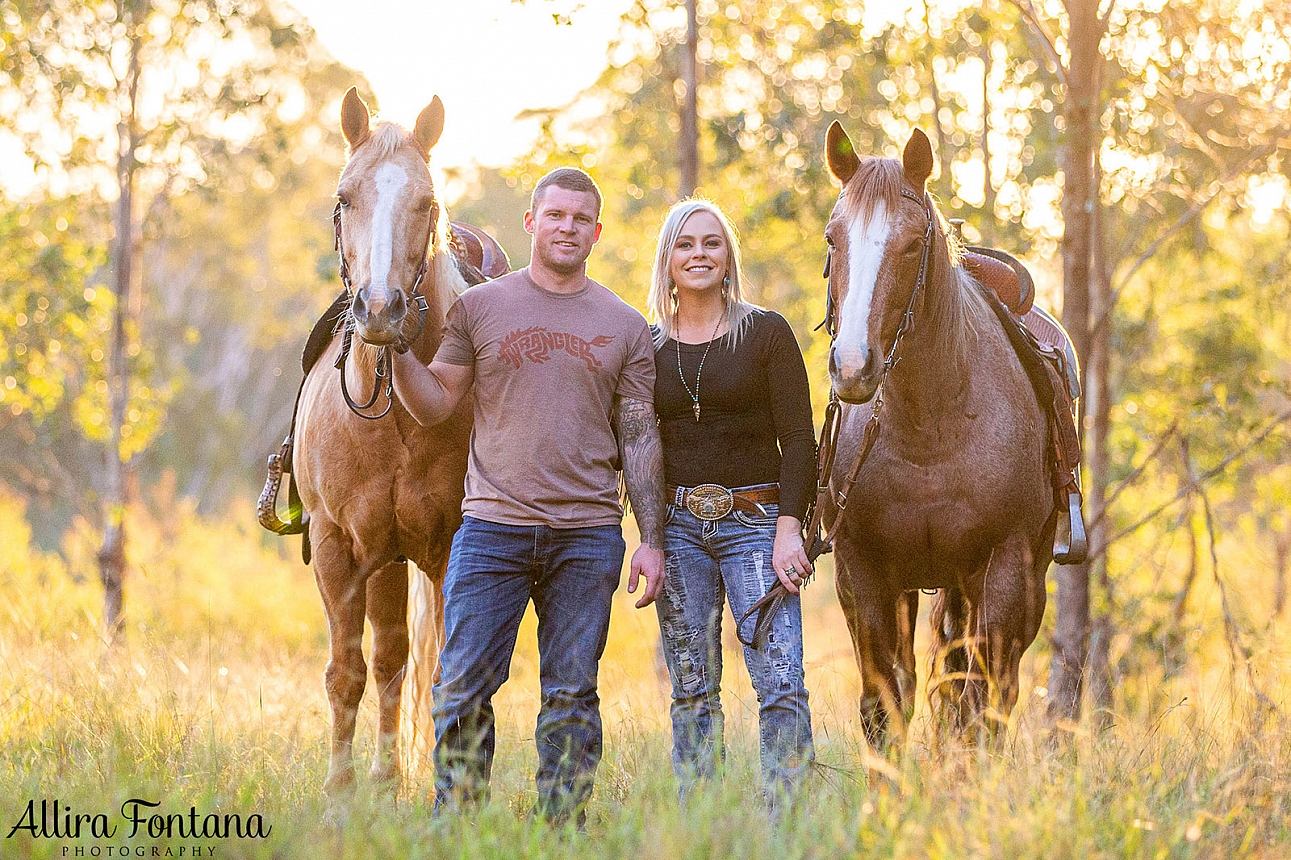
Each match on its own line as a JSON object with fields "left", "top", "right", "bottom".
{"left": 647, "top": 198, "right": 757, "bottom": 350}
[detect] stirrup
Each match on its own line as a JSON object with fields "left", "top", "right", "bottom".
{"left": 1053, "top": 489, "right": 1087, "bottom": 565}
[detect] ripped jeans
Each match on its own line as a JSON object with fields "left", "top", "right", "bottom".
{"left": 656, "top": 499, "right": 814, "bottom": 801}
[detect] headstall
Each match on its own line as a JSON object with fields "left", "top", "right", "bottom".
{"left": 332, "top": 200, "right": 432, "bottom": 420}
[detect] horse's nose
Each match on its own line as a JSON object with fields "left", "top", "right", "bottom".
{"left": 353, "top": 286, "right": 407, "bottom": 327}
{"left": 830, "top": 344, "right": 882, "bottom": 403}
{"left": 385, "top": 289, "right": 407, "bottom": 321}
{"left": 861, "top": 345, "right": 881, "bottom": 381}
{"left": 352, "top": 288, "right": 370, "bottom": 326}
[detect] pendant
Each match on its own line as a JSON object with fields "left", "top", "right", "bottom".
{"left": 693, "top": 402, "right": 701, "bottom": 422}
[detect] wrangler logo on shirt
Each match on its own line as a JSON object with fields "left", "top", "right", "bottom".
{"left": 498, "top": 326, "right": 614, "bottom": 371}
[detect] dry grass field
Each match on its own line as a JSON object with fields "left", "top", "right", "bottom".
{"left": 1, "top": 492, "right": 1288, "bottom": 859}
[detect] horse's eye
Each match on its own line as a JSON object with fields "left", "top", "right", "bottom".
{"left": 903, "top": 238, "right": 924, "bottom": 256}
{"left": 415, "top": 195, "right": 435, "bottom": 214}
{"left": 825, "top": 236, "right": 836, "bottom": 248}
{"left": 337, "top": 193, "right": 351, "bottom": 208}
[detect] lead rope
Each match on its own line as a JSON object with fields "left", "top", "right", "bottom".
{"left": 736, "top": 189, "right": 935, "bottom": 649}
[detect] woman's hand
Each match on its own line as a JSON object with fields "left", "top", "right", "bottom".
{"left": 771, "top": 515, "right": 812, "bottom": 595}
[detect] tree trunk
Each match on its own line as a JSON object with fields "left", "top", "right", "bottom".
{"left": 99, "top": 0, "right": 143, "bottom": 643}
{"left": 923, "top": 0, "right": 950, "bottom": 202}
{"left": 1046, "top": 0, "right": 1103, "bottom": 727}
{"left": 1275, "top": 527, "right": 1288, "bottom": 618}
{"left": 678, "top": 0, "right": 698, "bottom": 197}
{"left": 1086, "top": 176, "right": 1114, "bottom": 723}
{"left": 980, "top": 38, "right": 996, "bottom": 221}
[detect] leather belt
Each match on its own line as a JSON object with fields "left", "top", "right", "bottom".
{"left": 667, "top": 483, "right": 779, "bottom": 521}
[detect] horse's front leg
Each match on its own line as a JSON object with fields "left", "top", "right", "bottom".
{"left": 836, "top": 561, "right": 905, "bottom": 752}
{"left": 978, "top": 535, "right": 1048, "bottom": 739}
{"left": 311, "top": 520, "right": 369, "bottom": 799}
{"left": 366, "top": 559, "right": 409, "bottom": 790}
{"left": 894, "top": 591, "right": 919, "bottom": 726}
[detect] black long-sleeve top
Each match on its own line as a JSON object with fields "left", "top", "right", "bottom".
{"left": 653, "top": 308, "right": 816, "bottom": 521}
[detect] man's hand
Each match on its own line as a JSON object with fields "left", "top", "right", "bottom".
{"left": 627, "top": 543, "right": 665, "bottom": 608}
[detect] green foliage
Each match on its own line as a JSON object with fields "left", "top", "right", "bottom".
{"left": 460, "top": 0, "right": 1291, "bottom": 717}
{"left": 0, "top": 200, "right": 107, "bottom": 422}
{"left": 0, "top": 0, "right": 359, "bottom": 535}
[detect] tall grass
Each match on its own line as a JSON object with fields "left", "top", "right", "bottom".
{"left": 1, "top": 492, "right": 1287, "bottom": 859}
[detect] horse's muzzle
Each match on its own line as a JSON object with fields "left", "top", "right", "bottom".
{"left": 352, "top": 284, "right": 409, "bottom": 344}
{"left": 830, "top": 344, "right": 882, "bottom": 404}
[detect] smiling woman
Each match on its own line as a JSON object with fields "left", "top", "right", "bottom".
{"left": 645, "top": 198, "right": 817, "bottom": 809}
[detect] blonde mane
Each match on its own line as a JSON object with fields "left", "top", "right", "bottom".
{"left": 364, "top": 122, "right": 407, "bottom": 158}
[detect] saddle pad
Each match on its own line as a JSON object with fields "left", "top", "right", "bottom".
{"left": 1021, "top": 305, "right": 1081, "bottom": 399}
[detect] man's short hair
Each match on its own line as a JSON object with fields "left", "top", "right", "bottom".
{"left": 531, "top": 167, "right": 603, "bottom": 220}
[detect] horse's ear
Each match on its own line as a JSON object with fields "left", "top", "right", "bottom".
{"left": 341, "top": 87, "right": 370, "bottom": 150}
{"left": 413, "top": 96, "right": 445, "bottom": 160}
{"left": 826, "top": 121, "right": 859, "bottom": 186}
{"left": 903, "top": 128, "right": 934, "bottom": 190}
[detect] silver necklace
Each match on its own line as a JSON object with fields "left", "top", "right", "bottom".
{"left": 676, "top": 314, "right": 724, "bottom": 423}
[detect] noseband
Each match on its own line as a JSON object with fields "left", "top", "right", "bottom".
{"left": 332, "top": 199, "right": 433, "bottom": 420}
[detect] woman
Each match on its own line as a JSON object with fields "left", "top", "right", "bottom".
{"left": 647, "top": 198, "right": 815, "bottom": 804}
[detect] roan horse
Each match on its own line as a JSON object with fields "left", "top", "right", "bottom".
{"left": 821, "top": 123, "right": 1057, "bottom": 749}
{"left": 288, "top": 89, "right": 474, "bottom": 800}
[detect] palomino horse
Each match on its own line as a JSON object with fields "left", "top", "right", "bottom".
{"left": 293, "top": 89, "right": 473, "bottom": 799}
{"left": 822, "top": 123, "right": 1055, "bottom": 749}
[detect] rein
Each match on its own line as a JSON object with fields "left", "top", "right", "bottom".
{"left": 737, "top": 186, "right": 936, "bottom": 648}
{"left": 332, "top": 200, "right": 432, "bottom": 420}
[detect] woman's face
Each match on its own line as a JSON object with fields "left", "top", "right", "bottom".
{"left": 668, "top": 210, "right": 729, "bottom": 299}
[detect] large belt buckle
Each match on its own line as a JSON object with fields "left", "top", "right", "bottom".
{"left": 686, "top": 483, "right": 734, "bottom": 521}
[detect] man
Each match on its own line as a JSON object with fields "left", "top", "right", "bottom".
{"left": 390, "top": 167, "right": 666, "bottom": 825}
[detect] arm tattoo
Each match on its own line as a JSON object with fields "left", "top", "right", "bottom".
{"left": 613, "top": 395, "right": 665, "bottom": 549}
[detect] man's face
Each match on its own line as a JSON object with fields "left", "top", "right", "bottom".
{"left": 525, "top": 185, "right": 602, "bottom": 275}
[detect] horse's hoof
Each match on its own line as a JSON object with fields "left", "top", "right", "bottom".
{"left": 369, "top": 766, "right": 402, "bottom": 796}
{"left": 321, "top": 801, "right": 351, "bottom": 830}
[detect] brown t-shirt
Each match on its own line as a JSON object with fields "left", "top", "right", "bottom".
{"left": 435, "top": 268, "right": 656, "bottom": 527}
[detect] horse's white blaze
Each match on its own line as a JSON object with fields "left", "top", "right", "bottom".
{"left": 833, "top": 200, "right": 890, "bottom": 371}
{"left": 367, "top": 162, "right": 408, "bottom": 299}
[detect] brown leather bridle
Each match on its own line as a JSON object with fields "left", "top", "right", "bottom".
{"left": 332, "top": 199, "right": 433, "bottom": 420}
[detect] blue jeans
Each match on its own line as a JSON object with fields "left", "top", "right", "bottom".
{"left": 432, "top": 516, "right": 625, "bottom": 821}
{"left": 656, "top": 499, "right": 814, "bottom": 800}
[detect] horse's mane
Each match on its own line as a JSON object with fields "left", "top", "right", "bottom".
{"left": 363, "top": 122, "right": 408, "bottom": 159}
{"left": 843, "top": 157, "right": 992, "bottom": 377}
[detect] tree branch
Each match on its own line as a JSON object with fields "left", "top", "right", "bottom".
{"left": 1089, "top": 420, "right": 1179, "bottom": 532}
{"left": 1093, "top": 140, "right": 1284, "bottom": 338}
{"left": 1095, "top": 407, "right": 1291, "bottom": 559}
{"left": 1006, "top": 0, "right": 1067, "bottom": 85}
{"left": 1195, "top": 473, "right": 1281, "bottom": 717}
